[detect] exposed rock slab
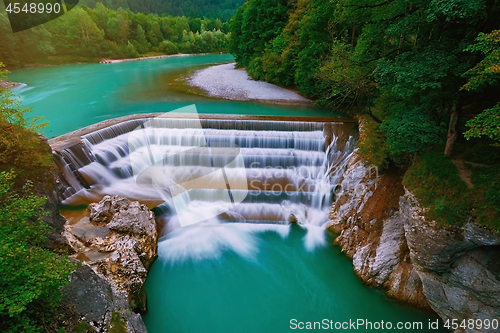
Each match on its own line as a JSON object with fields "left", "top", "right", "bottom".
{"left": 0, "top": 80, "right": 20, "bottom": 89}
{"left": 329, "top": 151, "right": 429, "bottom": 309}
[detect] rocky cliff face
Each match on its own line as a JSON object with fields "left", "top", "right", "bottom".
{"left": 33, "top": 135, "right": 71, "bottom": 250}
{"left": 330, "top": 151, "right": 500, "bottom": 332}
{"left": 62, "top": 195, "right": 158, "bottom": 333}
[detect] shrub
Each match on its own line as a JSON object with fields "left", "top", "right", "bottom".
{"left": 403, "top": 149, "right": 469, "bottom": 226}
{"left": 0, "top": 171, "right": 75, "bottom": 332}
{"left": 357, "top": 116, "right": 390, "bottom": 169}
{"left": 0, "top": 63, "right": 52, "bottom": 185}
{"left": 159, "top": 40, "right": 179, "bottom": 55}
{"left": 470, "top": 165, "right": 500, "bottom": 230}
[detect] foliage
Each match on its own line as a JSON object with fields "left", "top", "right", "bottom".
{"left": 470, "top": 164, "right": 500, "bottom": 229}
{"left": 230, "top": 0, "right": 500, "bottom": 161}
{"left": 80, "top": 0, "right": 245, "bottom": 21}
{"left": 403, "top": 150, "right": 469, "bottom": 226}
{"left": 0, "top": 4, "right": 231, "bottom": 68}
{"left": 463, "top": 104, "right": 500, "bottom": 141}
{"left": 0, "top": 171, "right": 75, "bottom": 332}
{"left": 230, "top": 0, "right": 290, "bottom": 75}
{"left": 404, "top": 147, "right": 500, "bottom": 230}
{"left": 357, "top": 115, "right": 389, "bottom": 169}
{"left": 0, "top": 64, "right": 52, "bottom": 182}
{"left": 464, "top": 140, "right": 500, "bottom": 165}
{"left": 462, "top": 30, "right": 500, "bottom": 91}
{"left": 462, "top": 30, "right": 500, "bottom": 142}
{"left": 381, "top": 108, "right": 445, "bottom": 156}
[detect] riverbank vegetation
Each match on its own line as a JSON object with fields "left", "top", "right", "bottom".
{"left": 0, "top": 2, "right": 231, "bottom": 68}
{"left": 0, "top": 65, "right": 52, "bottom": 184}
{"left": 229, "top": 0, "right": 500, "bottom": 229}
{"left": 0, "top": 64, "right": 75, "bottom": 332}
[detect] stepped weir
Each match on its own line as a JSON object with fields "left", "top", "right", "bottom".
{"left": 51, "top": 113, "right": 356, "bottom": 235}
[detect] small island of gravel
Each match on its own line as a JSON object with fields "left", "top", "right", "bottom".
{"left": 189, "top": 63, "right": 311, "bottom": 105}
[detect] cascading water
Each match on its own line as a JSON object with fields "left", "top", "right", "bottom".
{"left": 17, "top": 55, "right": 448, "bottom": 333}
{"left": 55, "top": 114, "right": 356, "bottom": 254}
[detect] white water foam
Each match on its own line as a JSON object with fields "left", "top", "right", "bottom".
{"left": 57, "top": 117, "right": 356, "bottom": 260}
{"left": 157, "top": 221, "right": 290, "bottom": 264}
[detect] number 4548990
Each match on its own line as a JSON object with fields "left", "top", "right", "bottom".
{"left": 5, "top": 2, "right": 61, "bottom": 14}
{"left": 444, "top": 318, "right": 498, "bottom": 330}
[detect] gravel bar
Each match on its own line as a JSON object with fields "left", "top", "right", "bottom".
{"left": 189, "top": 63, "right": 311, "bottom": 103}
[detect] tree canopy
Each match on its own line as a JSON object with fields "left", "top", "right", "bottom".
{"left": 0, "top": 3, "right": 231, "bottom": 68}
{"left": 79, "top": 0, "right": 245, "bottom": 21}
{"left": 462, "top": 30, "right": 500, "bottom": 142}
{"left": 230, "top": 0, "right": 500, "bottom": 163}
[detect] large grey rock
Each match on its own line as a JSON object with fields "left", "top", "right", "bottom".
{"left": 62, "top": 265, "right": 115, "bottom": 329}
{"left": 90, "top": 195, "right": 131, "bottom": 224}
{"left": 107, "top": 201, "right": 156, "bottom": 237}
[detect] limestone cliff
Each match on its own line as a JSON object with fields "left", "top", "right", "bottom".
{"left": 330, "top": 151, "right": 500, "bottom": 332}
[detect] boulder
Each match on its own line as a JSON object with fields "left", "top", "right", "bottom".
{"left": 63, "top": 195, "right": 157, "bottom": 332}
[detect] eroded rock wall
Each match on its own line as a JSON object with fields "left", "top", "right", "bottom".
{"left": 401, "top": 192, "right": 500, "bottom": 327}
{"left": 329, "top": 152, "right": 429, "bottom": 310}
{"left": 330, "top": 151, "right": 500, "bottom": 332}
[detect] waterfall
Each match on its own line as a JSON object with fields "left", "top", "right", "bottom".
{"left": 54, "top": 116, "right": 356, "bottom": 251}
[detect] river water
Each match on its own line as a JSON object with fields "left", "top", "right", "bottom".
{"left": 10, "top": 54, "right": 447, "bottom": 333}
{"left": 10, "top": 54, "right": 337, "bottom": 138}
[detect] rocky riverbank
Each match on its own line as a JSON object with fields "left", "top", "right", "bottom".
{"left": 100, "top": 53, "right": 208, "bottom": 64}
{"left": 61, "top": 195, "right": 158, "bottom": 332}
{"left": 330, "top": 151, "right": 500, "bottom": 332}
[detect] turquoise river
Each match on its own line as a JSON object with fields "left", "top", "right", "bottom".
{"left": 10, "top": 54, "right": 448, "bottom": 333}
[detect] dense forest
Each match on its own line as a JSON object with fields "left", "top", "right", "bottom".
{"left": 0, "top": 3, "right": 231, "bottom": 68}
{"left": 79, "top": 0, "right": 245, "bottom": 21}
{"left": 230, "top": 0, "right": 500, "bottom": 229}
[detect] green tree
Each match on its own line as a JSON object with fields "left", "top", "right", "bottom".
{"left": 230, "top": 0, "right": 289, "bottom": 71}
{"left": 107, "top": 17, "right": 121, "bottom": 43}
{"left": 94, "top": 2, "right": 110, "bottom": 32}
{"left": 133, "top": 25, "right": 150, "bottom": 53}
{"left": 462, "top": 30, "right": 500, "bottom": 142}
